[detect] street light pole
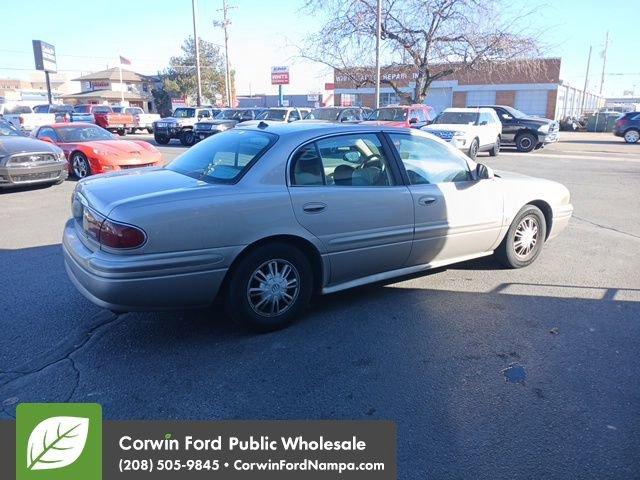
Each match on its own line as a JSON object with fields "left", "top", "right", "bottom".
{"left": 192, "top": 0, "right": 203, "bottom": 107}
{"left": 599, "top": 30, "right": 609, "bottom": 96}
{"left": 222, "top": 0, "right": 232, "bottom": 107}
{"left": 374, "top": 0, "right": 381, "bottom": 109}
{"left": 581, "top": 45, "right": 592, "bottom": 114}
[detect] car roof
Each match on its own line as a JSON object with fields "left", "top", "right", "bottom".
{"left": 443, "top": 107, "right": 494, "bottom": 113}
{"left": 235, "top": 121, "right": 413, "bottom": 137}
{"left": 46, "top": 122, "right": 101, "bottom": 128}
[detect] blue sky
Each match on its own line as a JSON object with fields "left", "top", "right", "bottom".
{"left": 1, "top": 0, "right": 637, "bottom": 97}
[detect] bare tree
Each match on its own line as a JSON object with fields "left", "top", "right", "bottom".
{"left": 301, "top": 0, "right": 544, "bottom": 104}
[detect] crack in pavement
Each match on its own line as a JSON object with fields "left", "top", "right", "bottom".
{"left": 573, "top": 215, "right": 640, "bottom": 240}
{"left": 0, "top": 311, "right": 124, "bottom": 399}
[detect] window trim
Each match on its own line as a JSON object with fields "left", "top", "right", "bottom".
{"left": 288, "top": 131, "right": 404, "bottom": 188}
{"left": 382, "top": 131, "right": 475, "bottom": 186}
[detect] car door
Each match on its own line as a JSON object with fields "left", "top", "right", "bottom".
{"left": 478, "top": 112, "right": 495, "bottom": 147}
{"left": 386, "top": 132, "right": 503, "bottom": 265}
{"left": 288, "top": 132, "right": 414, "bottom": 285}
{"left": 493, "top": 107, "right": 518, "bottom": 143}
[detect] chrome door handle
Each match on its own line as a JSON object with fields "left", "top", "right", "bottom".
{"left": 418, "top": 196, "right": 437, "bottom": 206}
{"left": 302, "top": 202, "right": 327, "bottom": 213}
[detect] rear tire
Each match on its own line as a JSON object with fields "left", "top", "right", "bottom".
{"left": 515, "top": 132, "right": 537, "bottom": 152}
{"left": 117, "top": 128, "right": 126, "bottom": 136}
{"left": 147, "top": 128, "right": 153, "bottom": 134}
{"left": 154, "top": 133, "right": 170, "bottom": 145}
{"left": 495, "top": 205, "right": 547, "bottom": 268}
{"left": 623, "top": 129, "right": 639, "bottom": 143}
{"left": 225, "top": 243, "right": 313, "bottom": 332}
{"left": 489, "top": 136, "right": 500, "bottom": 156}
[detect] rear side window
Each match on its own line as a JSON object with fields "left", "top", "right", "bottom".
{"left": 167, "top": 130, "right": 277, "bottom": 184}
{"left": 291, "top": 133, "right": 395, "bottom": 187}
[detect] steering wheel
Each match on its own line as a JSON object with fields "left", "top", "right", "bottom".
{"left": 359, "top": 153, "right": 383, "bottom": 170}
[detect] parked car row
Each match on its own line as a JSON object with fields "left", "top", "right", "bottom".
{"left": 0, "top": 103, "right": 160, "bottom": 136}
{"left": 0, "top": 118, "right": 162, "bottom": 189}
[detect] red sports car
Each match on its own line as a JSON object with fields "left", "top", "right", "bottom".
{"left": 31, "top": 123, "right": 163, "bottom": 178}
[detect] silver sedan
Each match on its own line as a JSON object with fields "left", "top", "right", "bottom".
{"left": 63, "top": 123, "right": 573, "bottom": 330}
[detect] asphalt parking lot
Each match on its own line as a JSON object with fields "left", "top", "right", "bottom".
{"left": 1, "top": 132, "right": 639, "bottom": 479}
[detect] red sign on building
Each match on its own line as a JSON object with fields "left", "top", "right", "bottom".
{"left": 271, "top": 66, "right": 290, "bottom": 85}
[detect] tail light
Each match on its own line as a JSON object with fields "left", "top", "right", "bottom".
{"left": 82, "top": 208, "right": 146, "bottom": 249}
{"left": 616, "top": 118, "right": 628, "bottom": 128}
{"left": 19, "top": 116, "right": 24, "bottom": 125}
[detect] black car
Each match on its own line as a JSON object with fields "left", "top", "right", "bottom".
{"left": 469, "top": 105, "right": 559, "bottom": 152}
{"left": 193, "top": 108, "right": 263, "bottom": 141}
{"left": 303, "top": 107, "right": 368, "bottom": 123}
{"left": 613, "top": 111, "right": 640, "bottom": 143}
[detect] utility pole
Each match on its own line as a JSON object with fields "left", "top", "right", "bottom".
{"left": 215, "top": 0, "right": 235, "bottom": 107}
{"left": 192, "top": 0, "right": 203, "bottom": 106}
{"left": 581, "top": 45, "right": 592, "bottom": 113}
{"left": 374, "top": 0, "right": 382, "bottom": 109}
{"left": 599, "top": 30, "right": 609, "bottom": 96}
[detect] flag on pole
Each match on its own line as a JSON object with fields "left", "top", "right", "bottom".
{"left": 119, "top": 55, "right": 131, "bottom": 65}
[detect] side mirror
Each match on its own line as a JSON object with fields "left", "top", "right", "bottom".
{"left": 409, "top": 117, "right": 418, "bottom": 124}
{"left": 476, "top": 163, "right": 494, "bottom": 180}
{"left": 39, "top": 136, "right": 54, "bottom": 143}
{"left": 480, "top": 120, "right": 488, "bottom": 126}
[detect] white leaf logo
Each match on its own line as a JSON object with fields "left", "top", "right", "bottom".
{"left": 26, "top": 416, "right": 89, "bottom": 470}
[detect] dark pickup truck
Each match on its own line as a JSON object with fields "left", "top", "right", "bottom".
{"left": 469, "top": 105, "right": 559, "bottom": 152}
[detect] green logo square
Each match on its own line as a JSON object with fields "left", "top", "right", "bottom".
{"left": 16, "top": 403, "right": 102, "bottom": 480}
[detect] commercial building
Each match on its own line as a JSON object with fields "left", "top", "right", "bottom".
{"left": 332, "top": 58, "right": 604, "bottom": 119}
{"left": 237, "top": 93, "right": 325, "bottom": 109}
{"left": 0, "top": 73, "right": 75, "bottom": 105}
{"left": 61, "top": 68, "right": 158, "bottom": 112}
{"left": 604, "top": 96, "right": 640, "bottom": 113}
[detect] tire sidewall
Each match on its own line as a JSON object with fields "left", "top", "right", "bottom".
{"left": 624, "top": 129, "right": 639, "bottom": 143}
{"left": 154, "top": 134, "right": 170, "bottom": 145}
{"left": 468, "top": 138, "right": 479, "bottom": 159}
{"left": 516, "top": 132, "right": 537, "bottom": 152}
{"left": 489, "top": 136, "right": 500, "bottom": 156}
{"left": 226, "top": 243, "right": 313, "bottom": 332}
{"left": 498, "top": 205, "right": 547, "bottom": 268}
{"left": 180, "top": 130, "right": 195, "bottom": 146}
{"left": 71, "top": 153, "right": 90, "bottom": 178}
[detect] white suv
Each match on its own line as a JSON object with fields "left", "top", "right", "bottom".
{"left": 422, "top": 107, "right": 502, "bottom": 158}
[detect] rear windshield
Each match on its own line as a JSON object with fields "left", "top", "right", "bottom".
{"left": 306, "top": 108, "right": 341, "bottom": 121}
{"left": 173, "top": 108, "right": 196, "bottom": 118}
{"left": 167, "top": 129, "right": 277, "bottom": 184}
{"left": 369, "top": 108, "right": 407, "bottom": 121}
{"left": 92, "top": 106, "right": 112, "bottom": 114}
{"left": 257, "top": 109, "right": 287, "bottom": 121}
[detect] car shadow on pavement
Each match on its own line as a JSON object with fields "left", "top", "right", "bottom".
{"left": 1, "top": 243, "right": 639, "bottom": 478}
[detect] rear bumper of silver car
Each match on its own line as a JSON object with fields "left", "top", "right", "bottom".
{"left": 549, "top": 204, "right": 573, "bottom": 240}
{"left": 62, "top": 219, "right": 234, "bottom": 311}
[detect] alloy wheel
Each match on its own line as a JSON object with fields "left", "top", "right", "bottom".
{"left": 624, "top": 130, "right": 639, "bottom": 143}
{"left": 72, "top": 155, "right": 89, "bottom": 178}
{"left": 513, "top": 215, "right": 539, "bottom": 259}
{"left": 246, "top": 259, "right": 300, "bottom": 317}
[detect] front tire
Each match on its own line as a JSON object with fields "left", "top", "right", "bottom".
{"left": 179, "top": 129, "right": 196, "bottom": 146}
{"left": 515, "top": 132, "right": 537, "bottom": 152}
{"left": 71, "top": 152, "right": 91, "bottom": 179}
{"left": 225, "top": 243, "right": 313, "bottom": 332}
{"left": 467, "top": 138, "right": 479, "bottom": 159}
{"left": 154, "top": 133, "right": 170, "bottom": 145}
{"left": 495, "top": 205, "right": 547, "bottom": 268}
{"left": 489, "top": 136, "right": 500, "bottom": 156}
{"left": 623, "top": 129, "right": 639, "bottom": 143}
